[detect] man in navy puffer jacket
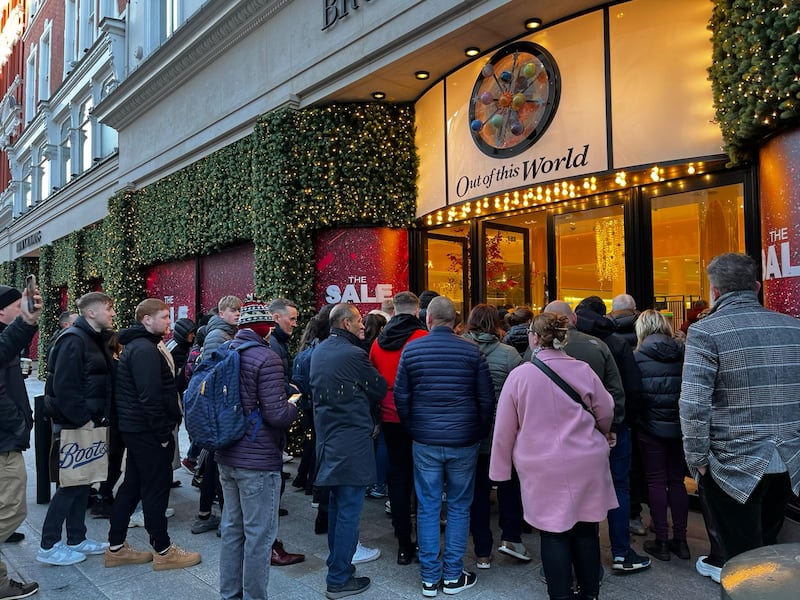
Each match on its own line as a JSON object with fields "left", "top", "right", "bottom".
{"left": 394, "top": 296, "right": 493, "bottom": 596}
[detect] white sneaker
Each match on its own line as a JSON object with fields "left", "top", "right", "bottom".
{"left": 351, "top": 542, "right": 381, "bottom": 564}
{"left": 696, "top": 555, "right": 722, "bottom": 583}
{"left": 282, "top": 452, "right": 293, "bottom": 463}
{"left": 128, "top": 507, "right": 175, "bottom": 527}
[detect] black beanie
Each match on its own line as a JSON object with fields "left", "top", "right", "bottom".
{"left": 172, "top": 318, "right": 196, "bottom": 345}
{"left": 0, "top": 285, "right": 22, "bottom": 310}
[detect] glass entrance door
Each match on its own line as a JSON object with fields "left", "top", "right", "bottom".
{"left": 424, "top": 228, "right": 469, "bottom": 315}
{"left": 554, "top": 203, "right": 626, "bottom": 309}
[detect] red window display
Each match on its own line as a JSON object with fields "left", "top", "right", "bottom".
{"left": 314, "top": 228, "right": 409, "bottom": 312}
{"left": 199, "top": 243, "right": 255, "bottom": 314}
{"left": 145, "top": 257, "right": 197, "bottom": 326}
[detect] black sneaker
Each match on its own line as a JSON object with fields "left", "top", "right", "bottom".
{"left": 612, "top": 549, "right": 651, "bottom": 572}
{"left": 643, "top": 539, "right": 671, "bottom": 561}
{"left": 0, "top": 578, "right": 39, "bottom": 599}
{"left": 325, "top": 576, "right": 370, "bottom": 599}
{"left": 422, "top": 580, "right": 440, "bottom": 598}
{"left": 442, "top": 571, "right": 477, "bottom": 595}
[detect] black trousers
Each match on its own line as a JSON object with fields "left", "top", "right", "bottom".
{"left": 383, "top": 422, "right": 415, "bottom": 547}
{"left": 199, "top": 451, "right": 223, "bottom": 514}
{"left": 701, "top": 470, "right": 793, "bottom": 561}
{"left": 108, "top": 432, "right": 174, "bottom": 552}
{"left": 41, "top": 484, "right": 90, "bottom": 549}
{"left": 540, "top": 522, "right": 601, "bottom": 600}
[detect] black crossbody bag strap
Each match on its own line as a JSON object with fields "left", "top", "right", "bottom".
{"left": 532, "top": 357, "right": 593, "bottom": 415}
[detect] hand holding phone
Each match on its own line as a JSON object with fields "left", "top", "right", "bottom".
{"left": 24, "top": 274, "right": 36, "bottom": 312}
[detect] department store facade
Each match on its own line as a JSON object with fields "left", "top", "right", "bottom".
{"left": 0, "top": 0, "right": 797, "bottom": 338}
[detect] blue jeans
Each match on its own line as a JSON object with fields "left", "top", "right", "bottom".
{"left": 608, "top": 426, "right": 632, "bottom": 558}
{"left": 327, "top": 485, "right": 366, "bottom": 587}
{"left": 218, "top": 464, "right": 281, "bottom": 600}
{"left": 413, "top": 441, "right": 479, "bottom": 583}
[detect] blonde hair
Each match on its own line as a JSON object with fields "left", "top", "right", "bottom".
{"left": 532, "top": 312, "right": 569, "bottom": 349}
{"left": 635, "top": 309, "right": 673, "bottom": 349}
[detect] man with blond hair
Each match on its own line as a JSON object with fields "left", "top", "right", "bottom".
{"left": 105, "top": 299, "right": 200, "bottom": 571}
{"left": 202, "top": 296, "right": 243, "bottom": 355}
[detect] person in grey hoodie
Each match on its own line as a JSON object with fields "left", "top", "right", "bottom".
{"left": 463, "top": 304, "right": 526, "bottom": 569}
{"left": 201, "top": 296, "right": 242, "bottom": 356}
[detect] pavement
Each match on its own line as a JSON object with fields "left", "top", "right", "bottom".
{"left": 0, "top": 371, "right": 777, "bottom": 599}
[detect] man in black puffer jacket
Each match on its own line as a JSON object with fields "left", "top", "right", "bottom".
{"left": 575, "top": 296, "right": 648, "bottom": 573}
{"left": 37, "top": 293, "right": 115, "bottom": 566}
{"left": 105, "top": 298, "right": 200, "bottom": 571}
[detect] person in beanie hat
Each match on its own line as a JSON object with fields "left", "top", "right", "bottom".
{"left": 215, "top": 300, "right": 300, "bottom": 599}
{"left": 0, "top": 282, "right": 44, "bottom": 598}
{"left": 166, "top": 318, "right": 196, "bottom": 394}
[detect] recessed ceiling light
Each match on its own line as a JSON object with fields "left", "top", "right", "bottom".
{"left": 415, "top": 71, "right": 430, "bottom": 80}
{"left": 525, "top": 18, "right": 542, "bottom": 30}
{"left": 372, "top": 91, "right": 386, "bottom": 100}
{"left": 465, "top": 47, "right": 480, "bottom": 57}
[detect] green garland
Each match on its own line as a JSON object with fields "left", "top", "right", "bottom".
{"left": 2, "top": 102, "right": 418, "bottom": 380}
{"left": 709, "top": 0, "right": 800, "bottom": 163}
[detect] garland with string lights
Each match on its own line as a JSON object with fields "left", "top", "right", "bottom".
{"left": 2, "top": 102, "right": 417, "bottom": 389}
{"left": 709, "top": 0, "right": 800, "bottom": 164}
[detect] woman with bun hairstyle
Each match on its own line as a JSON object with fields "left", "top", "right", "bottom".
{"left": 490, "top": 312, "right": 617, "bottom": 600}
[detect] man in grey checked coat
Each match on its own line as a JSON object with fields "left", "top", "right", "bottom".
{"left": 680, "top": 252, "right": 800, "bottom": 565}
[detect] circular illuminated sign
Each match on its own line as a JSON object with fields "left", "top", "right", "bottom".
{"left": 469, "top": 42, "right": 561, "bottom": 158}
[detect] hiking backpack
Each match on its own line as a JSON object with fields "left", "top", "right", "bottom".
{"left": 182, "top": 340, "right": 262, "bottom": 451}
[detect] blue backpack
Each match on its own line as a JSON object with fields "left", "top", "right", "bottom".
{"left": 183, "top": 340, "right": 262, "bottom": 451}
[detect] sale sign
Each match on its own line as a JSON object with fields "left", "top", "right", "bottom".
{"left": 314, "top": 228, "right": 409, "bottom": 312}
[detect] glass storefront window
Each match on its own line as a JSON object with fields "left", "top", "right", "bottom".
{"left": 651, "top": 183, "right": 745, "bottom": 330}
{"left": 483, "top": 212, "right": 548, "bottom": 312}
{"left": 555, "top": 204, "right": 626, "bottom": 310}
{"left": 424, "top": 224, "right": 470, "bottom": 315}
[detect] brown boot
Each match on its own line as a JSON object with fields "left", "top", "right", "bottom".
{"left": 270, "top": 539, "right": 305, "bottom": 566}
{"left": 153, "top": 544, "right": 202, "bottom": 571}
{"left": 105, "top": 542, "right": 153, "bottom": 567}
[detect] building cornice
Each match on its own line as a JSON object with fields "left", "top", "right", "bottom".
{"left": 94, "top": 0, "right": 292, "bottom": 130}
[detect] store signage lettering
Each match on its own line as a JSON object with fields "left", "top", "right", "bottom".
{"left": 325, "top": 275, "right": 392, "bottom": 304}
{"left": 762, "top": 227, "right": 800, "bottom": 279}
{"left": 455, "top": 144, "right": 591, "bottom": 199}
{"left": 322, "top": 0, "right": 372, "bottom": 31}
{"left": 15, "top": 230, "right": 42, "bottom": 253}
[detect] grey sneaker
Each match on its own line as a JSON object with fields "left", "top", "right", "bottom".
{"left": 0, "top": 578, "right": 39, "bottom": 599}
{"left": 191, "top": 513, "right": 221, "bottom": 534}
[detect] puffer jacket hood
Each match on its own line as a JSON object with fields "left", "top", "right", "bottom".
{"left": 377, "top": 313, "right": 427, "bottom": 351}
{"left": 502, "top": 323, "right": 530, "bottom": 355}
{"left": 575, "top": 310, "right": 616, "bottom": 339}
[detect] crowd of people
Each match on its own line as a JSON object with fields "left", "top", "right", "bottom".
{"left": 0, "top": 251, "right": 799, "bottom": 600}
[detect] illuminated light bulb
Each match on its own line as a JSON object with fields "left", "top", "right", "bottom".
{"left": 523, "top": 199, "right": 529, "bottom": 207}
{"left": 583, "top": 181, "right": 590, "bottom": 189}
{"left": 536, "top": 186, "right": 542, "bottom": 193}
{"left": 553, "top": 187, "right": 560, "bottom": 195}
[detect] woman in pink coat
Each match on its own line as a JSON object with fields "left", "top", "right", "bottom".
{"left": 489, "top": 312, "right": 617, "bottom": 600}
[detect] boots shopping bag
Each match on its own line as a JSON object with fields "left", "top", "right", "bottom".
{"left": 57, "top": 423, "right": 109, "bottom": 487}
